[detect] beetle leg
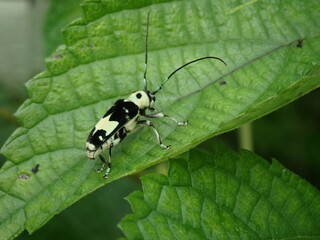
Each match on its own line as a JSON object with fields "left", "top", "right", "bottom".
{"left": 143, "top": 111, "right": 188, "bottom": 126}
{"left": 138, "top": 120, "right": 171, "bottom": 149}
{"left": 149, "top": 107, "right": 158, "bottom": 113}
{"left": 103, "top": 143, "right": 113, "bottom": 178}
{"left": 97, "top": 155, "right": 106, "bottom": 173}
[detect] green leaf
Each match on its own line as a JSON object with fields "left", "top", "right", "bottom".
{"left": 119, "top": 145, "right": 320, "bottom": 239}
{"left": 43, "top": 0, "right": 84, "bottom": 56}
{"left": 15, "top": 177, "right": 140, "bottom": 240}
{"left": 1, "top": 0, "right": 320, "bottom": 239}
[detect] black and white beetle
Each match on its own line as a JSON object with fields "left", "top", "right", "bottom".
{"left": 86, "top": 13, "right": 227, "bottom": 178}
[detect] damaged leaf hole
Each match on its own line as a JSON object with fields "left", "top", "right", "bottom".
{"left": 18, "top": 164, "right": 40, "bottom": 180}
{"left": 18, "top": 172, "right": 31, "bottom": 180}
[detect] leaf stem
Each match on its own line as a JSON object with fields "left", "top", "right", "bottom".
{"left": 238, "top": 123, "right": 253, "bottom": 151}
{"left": 0, "top": 108, "right": 18, "bottom": 124}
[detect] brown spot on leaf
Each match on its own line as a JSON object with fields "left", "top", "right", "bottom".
{"left": 296, "top": 39, "right": 304, "bottom": 48}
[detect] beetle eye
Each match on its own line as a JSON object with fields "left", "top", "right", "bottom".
{"left": 136, "top": 93, "right": 142, "bottom": 99}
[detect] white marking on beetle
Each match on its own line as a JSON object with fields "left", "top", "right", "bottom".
{"left": 95, "top": 115, "right": 118, "bottom": 133}
{"left": 123, "top": 107, "right": 129, "bottom": 113}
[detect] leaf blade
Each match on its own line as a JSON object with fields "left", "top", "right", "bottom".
{"left": 120, "top": 145, "right": 320, "bottom": 239}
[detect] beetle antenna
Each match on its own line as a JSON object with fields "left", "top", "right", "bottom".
{"left": 152, "top": 56, "right": 227, "bottom": 94}
{"left": 143, "top": 11, "right": 150, "bottom": 90}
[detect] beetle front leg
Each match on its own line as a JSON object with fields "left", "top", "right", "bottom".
{"left": 97, "top": 144, "right": 113, "bottom": 178}
{"left": 103, "top": 146, "right": 112, "bottom": 178}
{"left": 97, "top": 155, "right": 106, "bottom": 173}
{"left": 138, "top": 120, "right": 171, "bottom": 149}
{"left": 144, "top": 111, "right": 188, "bottom": 126}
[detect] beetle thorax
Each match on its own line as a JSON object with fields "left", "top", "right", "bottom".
{"left": 127, "top": 90, "right": 151, "bottom": 109}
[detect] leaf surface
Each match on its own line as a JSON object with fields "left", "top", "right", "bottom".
{"left": 120, "top": 145, "right": 320, "bottom": 240}
{"left": 1, "top": 0, "right": 320, "bottom": 239}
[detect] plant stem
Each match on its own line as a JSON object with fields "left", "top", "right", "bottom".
{"left": 238, "top": 122, "right": 253, "bottom": 151}
{"left": 0, "top": 108, "right": 18, "bottom": 124}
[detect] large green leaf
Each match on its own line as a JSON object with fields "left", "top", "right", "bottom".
{"left": 43, "top": 0, "right": 84, "bottom": 56}
{"left": 1, "top": 0, "right": 320, "bottom": 239}
{"left": 119, "top": 145, "right": 320, "bottom": 239}
{"left": 16, "top": 177, "right": 140, "bottom": 240}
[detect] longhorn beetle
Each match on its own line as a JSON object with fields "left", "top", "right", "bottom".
{"left": 86, "top": 13, "right": 227, "bottom": 178}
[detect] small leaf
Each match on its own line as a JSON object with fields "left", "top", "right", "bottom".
{"left": 119, "top": 145, "right": 320, "bottom": 239}
{"left": 1, "top": 0, "right": 320, "bottom": 239}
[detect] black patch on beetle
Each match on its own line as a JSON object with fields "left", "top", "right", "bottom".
{"left": 109, "top": 100, "right": 138, "bottom": 122}
{"left": 87, "top": 127, "right": 96, "bottom": 141}
{"left": 115, "top": 127, "right": 128, "bottom": 142}
{"left": 103, "top": 101, "right": 118, "bottom": 118}
{"left": 90, "top": 129, "right": 108, "bottom": 146}
{"left": 88, "top": 99, "right": 139, "bottom": 148}
{"left": 139, "top": 108, "right": 146, "bottom": 115}
{"left": 136, "top": 93, "right": 142, "bottom": 99}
